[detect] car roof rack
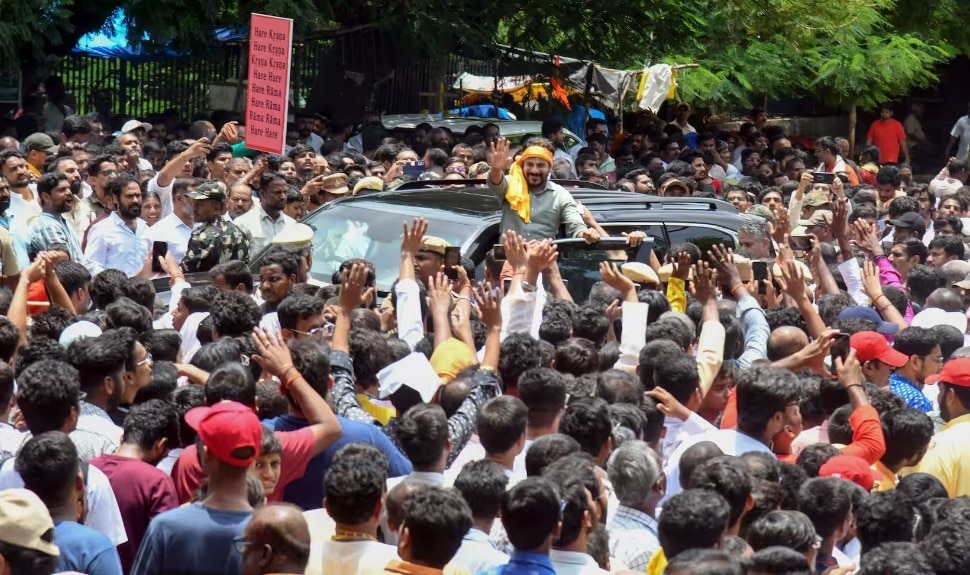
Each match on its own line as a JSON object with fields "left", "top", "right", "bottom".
{"left": 391, "top": 178, "right": 609, "bottom": 192}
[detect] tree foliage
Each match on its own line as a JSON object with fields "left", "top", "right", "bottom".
{"left": 1, "top": 0, "right": 968, "bottom": 111}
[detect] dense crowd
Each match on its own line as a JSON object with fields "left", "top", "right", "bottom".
{"left": 4, "top": 79, "right": 970, "bottom": 575}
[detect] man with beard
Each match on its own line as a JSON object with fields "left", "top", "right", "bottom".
{"left": 84, "top": 174, "right": 151, "bottom": 276}
{"left": 67, "top": 330, "right": 133, "bottom": 451}
{"left": 78, "top": 155, "right": 120, "bottom": 243}
{"left": 234, "top": 172, "right": 294, "bottom": 255}
{"left": 29, "top": 172, "right": 83, "bottom": 262}
{"left": 287, "top": 145, "right": 316, "bottom": 181}
{"left": 917, "top": 358, "right": 970, "bottom": 497}
{"left": 0, "top": 149, "right": 40, "bottom": 223}
{"left": 48, "top": 155, "right": 90, "bottom": 242}
{"left": 179, "top": 181, "right": 250, "bottom": 273}
{"left": 488, "top": 137, "right": 598, "bottom": 242}
{"left": 0, "top": 175, "right": 31, "bottom": 270}
{"left": 295, "top": 111, "right": 325, "bottom": 153}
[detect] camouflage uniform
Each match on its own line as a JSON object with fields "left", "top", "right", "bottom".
{"left": 178, "top": 180, "right": 250, "bottom": 273}
{"left": 179, "top": 219, "right": 251, "bottom": 273}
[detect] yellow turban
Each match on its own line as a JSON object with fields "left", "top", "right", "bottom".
{"left": 506, "top": 146, "right": 554, "bottom": 223}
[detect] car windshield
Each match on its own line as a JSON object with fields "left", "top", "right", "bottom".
{"left": 303, "top": 204, "right": 473, "bottom": 291}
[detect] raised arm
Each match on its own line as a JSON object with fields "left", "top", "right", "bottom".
{"left": 777, "top": 258, "right": 826, "bottom": 340}
{"left": 41, "top": 252, "right": 75, "bottom": 315}
{"left": 9, "top": 259, "right": 46, "bottom": 349}
{"left": 428, "top": 272, "right": 454, "bottom": 349}
{"left": 834, "top": 349, "right": 886, "bottom": 464}
{"left": 396, "top": 218, "right": 428, "bottom": 348}
{"left": 488, "top": 138, "right": 511, "bottom": 188}
{"left": 156, "top": 139, "right": 210, "bottom": 189}
{"left": 252, "top": 327, "right": 342, "bottom": 454}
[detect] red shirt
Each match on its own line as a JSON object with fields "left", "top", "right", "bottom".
{"left": 867, "top": 119, "right": 906, "bottom": 163}
{"left": 171, "top": 426, "right": 316, "bottom": 504}
{"left": 89, "top": 454, "right": 179, "bottom": 573}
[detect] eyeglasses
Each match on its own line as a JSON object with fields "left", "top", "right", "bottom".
{"left": 292, "top": 324, "right": 334, "bottom": 338}
{"left": 233, "top": 537, "right": 256, "bottom": 554}
{"left": 136, "top": 351, "right": 153, "bottom": 367}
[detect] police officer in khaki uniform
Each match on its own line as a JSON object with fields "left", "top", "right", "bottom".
{"left": 179, "top": 181, "right": 250, "bottom": 273}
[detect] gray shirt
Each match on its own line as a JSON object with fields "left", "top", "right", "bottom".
{"left": 488, "top": 176, "right": 588, "bottom": 241}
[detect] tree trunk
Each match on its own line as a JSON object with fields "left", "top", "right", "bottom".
{"left": 848, "top": 103, "right": 857, "bottom": 158}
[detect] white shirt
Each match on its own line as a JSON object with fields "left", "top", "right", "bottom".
{"left": 0, "top": 457, "right": 127, "bottom": 546}
{"left": 444, "top": 434, "right": 486, "bottom": 485}
{"left": 0, "top": 422, "right": 23, "bottom": 460}
{"left": 156, "top": 446, "right": 183, "bottom": 476}
{"left": 305, "top": 539, "right": 398, "bottom": 575}
{"left": 951, "top": 115, "right": 970, "bottom": 160}
{"left": 9, "top": 191, "right": 40, "bottom": 226}
{"left": 662, "top": 428, "right": 774, "bottom": 503}
{"left": 149, "top": 212, "right": 197, "bottom": 265}
{"left": 450, "top": 528, "right": 509, "bottom": 574}
{"left": 233, "top": 207, "right": 294, "bottom": 255}
{"left": 83, "top": 211, "right": 151, "bottom": 277}
{"left": 549, "top": 549, "right": 610, "bottom": 575}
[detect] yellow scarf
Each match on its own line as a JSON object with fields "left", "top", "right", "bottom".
{"left": 646, "top": 547, "right": 667, "bottom": 575}
{"left": 506, "top": 146, "right": 554, "bottom": 223}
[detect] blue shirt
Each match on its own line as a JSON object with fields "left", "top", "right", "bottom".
{"left": 889, "top": 372, "right": 933, "bottom": 412}
{"left": 54, "top": 520, "right": 123, "bottom": 575}
{"left": 480, "top": 550, "right": 556, "bottom": 575}
{"left": 263, "top": 414, "right": 413, "bottom": 510}
{"left": 130, "top": 503, "right": 251, "bottom": 575}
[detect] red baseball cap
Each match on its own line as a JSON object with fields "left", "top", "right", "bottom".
{"left": 849, "top": 331, "right": 908, "bottom": 368}
{"left": 819, "top": 455, "right": 876, "bottom": 491}
{"left": 185, "top": 401, "right": 262, "bottom": 467}
{"left": 926, "top": 358, "right": 970, "bottom": 387}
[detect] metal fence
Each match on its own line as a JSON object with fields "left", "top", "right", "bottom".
{"left": 54, "top": 38, "right": 500, "bottom": 120}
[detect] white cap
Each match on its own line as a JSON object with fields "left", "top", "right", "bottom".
{"left": 377, "top": 352, "right": 441, "bottom": 403}
{"left": 911, "top": 307, "right": 968, "bottom": 334}
{"left": 58, "top": 321, "right": 103, "bottom": 347}
{"left": 121, "top": 119, "right": 152, "bottom": 134}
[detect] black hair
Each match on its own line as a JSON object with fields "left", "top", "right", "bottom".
{"left": 524, "top": 433, "right": 581, "bottom": 477}
{"left": 16, "top": 431, "right": 79, "bottom": 509}
{"left": 920, "top": 516, "right": 970, "bottom": 575}
{"left": 139, "top": 329, "right": 181, "bottom": 363}
{"left": 499, "top": 333, "right": 541, "bottom": 392}
{"left": 596, "top": 369, "right": 643, "bottom": 405}
{"left": 858, "top": 542, "right": 932, "bottom": 575}
{"left": 0, "top": 540, "right": 58, "bottom": 574}
{"left": 816, "top": 292, "right": 855, "bottom": 328}
{"left": 571, "top": 305, "right": 610, "bottom": 345}
{"left": 190, "top": 337, "right": 242, "bottom": 372}
{"left": 210, "top": 260, "right": 254, "bottom": 293}
{"left": 501, "top": 477, "right": 561, "bottom": 552}
{"left": 454, "top": 459, "right": 509, "bottom": 521}
{"left": 348, "top": 328, "right": 391, "bottom": 390}
{"left": 259, "top": 245, "right": 301, "bottom": 279}
{"left": 396, "top": 403, "right": 448, "bottom": 468}
{"left": 26, "top": 307, "right": 74, "bottom": 341}
{"left": 204, "top": 361, "right": 256, "bottom": 407}
{"left": 653, "top": 355, "right": 700, "bottom": 405}
{"left": 906, "top": 265, "right": 946, "bottom": 304}
{"left": 67, "top": 329, "right": 129, "bottom": 394}
{"left": 286, "top": 338, "right": 331, "bottom": 403}
{"left": 91, "top": 269, "right": 128, "bottom": 309}
{"left": 135, "top": 360, "right": 177, "bottom": 404}
{"left": 880, "top": 408, "right": 933, "bottom": 469}
{"left": 208, "top": 290, "right": 261, "bottom": 338}
{"left": 179, "top": 285, "right": 217, "bottom": 314}
{"left": 746, "top": 510, "right": 817, "bottom": 552}
{"left": 538, "top": 308, "right": 571, "bottom": 347}
{"left": 893, "top": 326, "right": 940, "bottom": 358}
{"left": 928, "top": 235, "right": 966, "bottom": 260}
{"left": 736, "top": 366, "right": 801, "bottom": 438}
{"left": 679, "top": 441, "right": 724, "bottom": 489}
{"left": 643, "top": 320, "right": 692, "bottom": 351}
{"left": 795, "top": 443, "right": 841, "bottom": 478}
{"left": 172, "top": 385, "right": 205, "bottom": 448}
{"left": 666, "top": 548, "right": 746, "bottom": 575}
{"left": 54, "top": 260, "right": 91, "bottom": 300}
{"left": 558, "top": 397, "right": 612, "bottom": 460}
{"left": 121, "top": 399, "right": 180, "bottom": 451}
{"left": 553, "top": 338, "right": 599, "bottom": 377}
{"left": 16, "top": 360, "right": 79, "bottom": 435}
{"left": 689, "top": 456, "right": 754, "bottom": 528}
{"left": 255, "top": 382, "right": 288, "bottom": 421}
{"left": 104, "top": 297, "right": 153, "bottom": 334}
{"left": 13, "top": 339, "right": 66, "bottom": 380}
{"left": 540, "top": 472, "right": 589, "bottom": 548}
{"left": 0, "top": 317, "right": 17, "bottom": 364}
{"left": 124, "top": 277, "right": 157, "bottom": 313}
{"left": 855, "top": 490, "right": 915, "bottom": 553}
{"left": 896, "top": 472, "right": 948, "bottom": 507}
{"left": 796, "top": 477, "right": 852, "bottom": 539}
{"left": 749, "top": 546, "right": 811, "bottom": 575}
{"left": 477, "top": 396, "right": 528, "bottom": 455}
{"left": 637, "top": 340, "right": 684, "bottom": 391}
{"left": 277, "top": 294, "right": 324, "bottom": 332}
{"left": 517, "top": 367, "right": 567, "bottom": 429}
{"left": 401, "top": 487, "right": 471, "bottom": 568}
{"left": 658, "top": 489, "right": 731, "bottom": 558}
{"left": 324, "top": 443, "right": 388, "bottom": 524}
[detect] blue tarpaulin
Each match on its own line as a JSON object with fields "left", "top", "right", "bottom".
{"left": 73, "top": 11, "right": 246, "bottom": 61}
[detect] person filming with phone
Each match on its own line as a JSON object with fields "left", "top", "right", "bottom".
{"left": 488, "top": 137, "right": 600, "bottom": 243}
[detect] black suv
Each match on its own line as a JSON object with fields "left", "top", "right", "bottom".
{"left": 243, "top": 180, "right": 755, "bottom": 302}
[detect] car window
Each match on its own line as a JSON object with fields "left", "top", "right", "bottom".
{"left": 664, "top": 223, "right": 737, "bottom": 257}
{"left": 294, "top": 205, "right": 473, "bottom": 291}
{"left": 553, "top": 238, "right": 647, "bottom": 303}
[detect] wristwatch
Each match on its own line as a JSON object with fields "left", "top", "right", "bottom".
{"left": 520, "top": 280, "right": 537, "bottom": 293}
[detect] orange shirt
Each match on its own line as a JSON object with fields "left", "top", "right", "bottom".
{"left": 867, "top": 119, "right": 906, "bottom": 163}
